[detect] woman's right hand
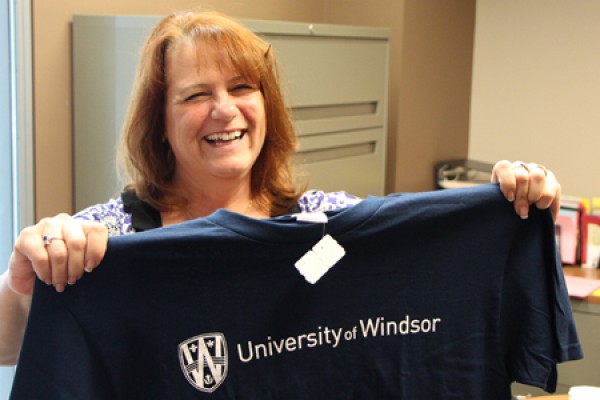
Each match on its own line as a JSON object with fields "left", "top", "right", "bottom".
{"left": 9, "top": 214, "right": 108, "bottom": 295}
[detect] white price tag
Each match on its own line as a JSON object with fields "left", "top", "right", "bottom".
{"left": 295, "top": 234, "right": 345, "bottom": 284}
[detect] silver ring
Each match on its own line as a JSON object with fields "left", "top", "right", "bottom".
{"left": 517, "top": 162, "right": 530, "bottom": 173}
{"left": 517, "top": 162, "right": 548, "bottom": 177}
{"left": 43, "top": 235, "right": 63, "bottom": 246}
{"left": 533, "top": 164, "right": 548, "bottom": 176}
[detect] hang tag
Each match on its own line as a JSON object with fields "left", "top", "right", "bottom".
{"left": 293, "top": 212, "right": 329, "bottom": 224}
{"left": 295, "top": 234, "right": 345, "bottom": 284}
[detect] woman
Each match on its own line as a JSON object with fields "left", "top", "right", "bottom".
{"left": 0, "top": 10, "right": 560, "bottom": 366}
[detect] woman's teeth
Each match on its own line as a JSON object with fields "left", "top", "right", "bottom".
{"left": 205, "top": 130, "right": 244, "bottom": 143}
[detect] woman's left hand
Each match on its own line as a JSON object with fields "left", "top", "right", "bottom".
{"left": 491, "top": 160, "right": 561, "bottom": 221}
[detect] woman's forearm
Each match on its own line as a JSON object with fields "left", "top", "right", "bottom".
{"left": 0, "top": 269, "right": 32, "bottom": 366}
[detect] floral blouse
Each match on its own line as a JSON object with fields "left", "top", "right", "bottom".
{"left": 74, "top": 190, "right": 362, "bottom": 237}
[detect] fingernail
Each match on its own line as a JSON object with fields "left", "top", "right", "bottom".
{"left": 520, "top": 206, "right": 529, "bottom": 219}
{"left": 84, "top": 266, "right": 93, "bottom": 273}
{"left": 506, "top": 192, "right": 515, "bottom": 202}
{"left": 55, "top": 284, "right": 65, "bottom": 293}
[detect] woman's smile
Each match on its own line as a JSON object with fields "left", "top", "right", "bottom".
{"left": 203, "top": 129, "right": 247, "bottom": 147}
{"left": 164, "top": 40, "right": 266, "bottom": 182}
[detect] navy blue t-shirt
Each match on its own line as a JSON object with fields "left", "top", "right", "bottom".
{"left": 11, "top": 184, "right": 582, "bottom": 399}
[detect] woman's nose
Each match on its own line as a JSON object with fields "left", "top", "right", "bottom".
{"left": 210, "top": 99, "right": 238, "bottom": 121}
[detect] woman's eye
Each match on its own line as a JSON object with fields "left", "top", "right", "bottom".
{"left": 230, "top": 84, "right": 254, "bottom": 93}
{"left": 184, "top": 92, "right": 209, "bottom": 102}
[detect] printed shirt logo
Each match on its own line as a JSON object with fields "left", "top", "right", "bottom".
{"left": 179, "top": 333, "right": 228, "bottom": 393}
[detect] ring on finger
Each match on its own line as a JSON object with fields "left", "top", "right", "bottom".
{"left": 516, "top": 162, "right": 530, "bottom": 173}
{"left": 533, "top": 164, "right": 548, "bottom": 176}
{"left": 43, "top": 235, "right": 64, "bottom": 246}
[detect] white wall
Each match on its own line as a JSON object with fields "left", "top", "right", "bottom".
{"left": 469, "top": 0, "right": 600, "bottom": 199}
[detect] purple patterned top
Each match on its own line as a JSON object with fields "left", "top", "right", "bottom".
{"left": 74, "top": 190, "right": 362, "bottom": 237}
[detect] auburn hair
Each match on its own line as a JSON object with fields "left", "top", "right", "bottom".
{"left": 118, "top": 10, "right": 303, "bottom": 216}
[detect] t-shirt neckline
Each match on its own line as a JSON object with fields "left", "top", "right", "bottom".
{"left": 203, "top": 196, "right": 385, "bottom": 243}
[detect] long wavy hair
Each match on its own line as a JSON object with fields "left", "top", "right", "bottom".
{"left": 118, "top": 10, "right": 303, "bottom": 216}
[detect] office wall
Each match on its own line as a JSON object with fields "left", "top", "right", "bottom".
{"left": 32, "top": 0, "right": 475, "bottom": 218}
{"left": 326, "top": 0, "right": 474, "bottom": 193}
{"left": 470, "top": 0, "right": 600, "bottom": 199}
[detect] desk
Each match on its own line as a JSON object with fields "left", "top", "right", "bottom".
{"left": 563, "top": 265, "right": 600, "bottom": 280}
{"left": 563, "top": 266, "right": 600, "bottom": 304}
{"left": 529, "top": 396, "right": 568, "bottom": 399}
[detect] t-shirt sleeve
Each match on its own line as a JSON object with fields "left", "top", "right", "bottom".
{"left": 10, "top": 281, "right": 113, "bottom": 399}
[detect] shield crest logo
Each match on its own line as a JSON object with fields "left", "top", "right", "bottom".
{"left": 178, "top": 333, "right": 228, "bottom": 393}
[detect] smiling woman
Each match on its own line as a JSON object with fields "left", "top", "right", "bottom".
{"left": 120, "top": 11, "right": 300, "bottom": 220}
{"left": 0, "top": 9, "right": 564, "bottom": 384}
{"left": 162, "top": 42, "right": 267, "bottom": 220}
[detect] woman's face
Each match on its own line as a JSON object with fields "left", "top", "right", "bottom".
{"left": 164, "top": 40, "right": 266, "bottom": 188}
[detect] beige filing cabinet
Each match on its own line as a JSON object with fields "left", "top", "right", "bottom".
{"left": 72, "top": 15, "right": 390, "bottom": 211}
